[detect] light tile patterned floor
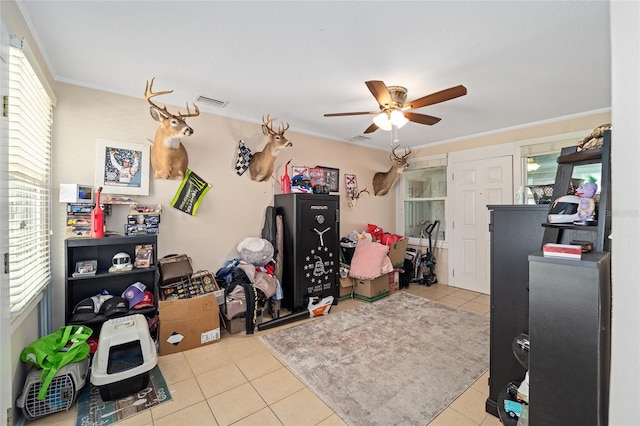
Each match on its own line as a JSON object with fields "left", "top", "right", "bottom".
{"left": 28, "top": 284, "right": 502, "bottom": 426}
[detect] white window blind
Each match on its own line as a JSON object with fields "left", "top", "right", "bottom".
{"left": 7, "top": 36, "right": 52, "bottom": 315}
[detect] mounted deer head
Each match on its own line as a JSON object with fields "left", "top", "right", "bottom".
{"left": 145, "top": 77, "right": 200, "bottom": 180}
{"left": 372, "top": 144, "right": 412, "bottom": 196}
{"left": 248, "top": 115, "right": 293, "bottom": 182}
{"left": 348, "top": 187, "right": 370, "bottom": 209}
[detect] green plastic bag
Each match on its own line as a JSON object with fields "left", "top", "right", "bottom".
{"left": 20, "top": 325, "right": 92, "bottom": 400}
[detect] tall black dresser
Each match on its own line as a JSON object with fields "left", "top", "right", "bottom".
{"left": 485, "top": 204, "right": 548, "bottom": 417}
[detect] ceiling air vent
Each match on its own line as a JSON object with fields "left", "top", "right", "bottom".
{"left": 194, "top": 95, "right": 228, "bottom": 108}
{"left": 350, "top": 135, "right": 371, "bottom": 142}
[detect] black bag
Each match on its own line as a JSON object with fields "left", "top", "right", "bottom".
{"left": 158, "top": 254, "right": 193, "bottom": 285}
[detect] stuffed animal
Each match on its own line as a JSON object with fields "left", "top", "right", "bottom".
{"left": 577, "top": 123, "right": 611, "bottom": 152}
{"left": 237, "top": 237, "right": 274, "bottom": 266}
{"left": 575, "top": 177, "right": 598, "bottom": 221}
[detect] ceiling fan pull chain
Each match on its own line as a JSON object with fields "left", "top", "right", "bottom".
{"left": 391, "top": 124, "right": 400, "bottom": 145}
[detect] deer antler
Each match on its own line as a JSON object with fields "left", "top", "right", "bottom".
{"left": 177, "top": 102, "right": 200, "bottom": 118}
{"left": 145, "top": 77, "right": 199, "bottom": 118}
{"left": 262, "top": 115, "right": 277, "bottom": 135}
{"left": 390, "top": 144, "right": 412, "bottom": 161}
{"left": 262, "top": 115, "right": 289, "bottom": 136}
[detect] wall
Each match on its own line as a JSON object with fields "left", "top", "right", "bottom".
{"left": 410, "top": 110, "right": 612, "bottom": 157}
{"left": 51, "top": 82, "right": 396, "bottom": 329}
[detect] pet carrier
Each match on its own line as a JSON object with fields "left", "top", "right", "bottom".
{"left": 16, "top": 357, "right": 90, "bottom": 420}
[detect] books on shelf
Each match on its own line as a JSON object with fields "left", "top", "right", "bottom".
{"left": 543, "top": 243, "right": 582, "bottom": 259}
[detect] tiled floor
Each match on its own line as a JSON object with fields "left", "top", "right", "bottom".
{"left": 30, "top": 283, "right": 502, "bottom": 426}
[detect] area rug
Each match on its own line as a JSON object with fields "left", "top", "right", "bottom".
{"left": 75, "top": 365, "right": 171, "bottom": 426}
{"left": 260, "top": 291, "right": 490, "bottom": 426}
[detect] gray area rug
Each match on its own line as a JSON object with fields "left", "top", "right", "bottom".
{"left": 260, "top": 291, "right": 490, "bottom": 426}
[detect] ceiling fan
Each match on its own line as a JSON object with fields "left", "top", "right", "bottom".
{"left": 324, "top": 80, "right": 467, "bottom": 134}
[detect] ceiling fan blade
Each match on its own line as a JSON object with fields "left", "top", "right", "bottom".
{"left": 404, "top": 85, "right": 467, "bottom": 110}
{"left": 363, "top": 122, "right": 379, "bottom": 134}
{"left": 324, "top": 111, "right": 378, "bottom": 117}
{"left": 404, "top": 112, "right": 442, "bottom": 126}
{"left": 365, "top": 80, "right": 392, "bottom": 108}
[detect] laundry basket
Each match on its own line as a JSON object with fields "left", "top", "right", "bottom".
{"left": 16, "top": 357, "right": 90, "bottom": 420}
{"left": 527, "top": 184, "right": 554, "bottom": 204}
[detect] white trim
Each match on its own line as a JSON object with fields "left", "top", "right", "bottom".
{"left": 396, "top": 152, "right": 448, "bottom": 234}
{"left": 448, "top": 142, "right": 515, "bottom": 164}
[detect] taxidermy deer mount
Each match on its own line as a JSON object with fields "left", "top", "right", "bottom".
{"left": 372, "top": 144, "right": 412, "bottom": 196}
{"left": 348, "top": 187, "right": 370, "bottom": 209}
{"left": 248, "top": 115, "right": 293, "bottom": 182}
{"left": 145, "top": 77, "right": 200, "bottom": 180}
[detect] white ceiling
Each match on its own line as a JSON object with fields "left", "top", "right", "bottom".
{"left": 17, "top": 1, "right": 611, "bottom": 151}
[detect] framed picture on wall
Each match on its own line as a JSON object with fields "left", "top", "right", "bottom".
{"left": 319, "top": 167, "right": 340, "bottom": 192}
{"left": 95, "top": 138, "right": 150, "bottom": 195}
{"left": 345, "top": 173, "right": 358, "bottom": 198}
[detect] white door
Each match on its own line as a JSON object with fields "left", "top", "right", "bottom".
{"left": 452, "top": 156, "right": 512, "bottom": 294}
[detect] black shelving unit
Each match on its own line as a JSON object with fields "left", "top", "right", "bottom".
{"left": 65, "top": 235, "right": 159, "bottom": 336}
{"left": 541, "top": 130, "right": 611, "bottom": 252}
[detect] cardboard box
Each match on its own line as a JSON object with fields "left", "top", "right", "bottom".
{"left": 354, "top": 270, "right": 400, "bottom": 301}
{"left": 158, "top": 293, "right": 220, "bottom": 355}
{"left": 339, "top": 277, "right": 355, "bottom": 299}
{"left": 388, "top": 269, "right": 400, "bottom": 294}
{"left": 387, "top": 238, "right": 409, "bottom": 267}
{"left": 354, "top": 274, "right": 391, "bottom": 302}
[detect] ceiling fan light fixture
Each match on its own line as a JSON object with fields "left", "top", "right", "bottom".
{"left": 373, "top": 110, "right": 407, "bottom": 131}
{"left": 373, "top": 112, "right": 393, "bottom": 131}
{"left": 390, "top": 109, "right": 409, "bottom": 128}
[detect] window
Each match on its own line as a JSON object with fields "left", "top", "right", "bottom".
{"left": 401, "top": 155, "right": 447, "bottom": 244}
{"left": 521, "top": 135, "right": 602, "bottom": 204}
{"left": 7, "top": 36, "right": 53, "bottom": 316}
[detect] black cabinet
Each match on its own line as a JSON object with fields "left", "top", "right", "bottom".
{"left": 485, "top": 204, "right": 548, "bottom": 417}
{"left": 65, "top": 235, "right": 159, "bottom": 335}
{"left": 528, "top": 252, "right": 611, "bottom": 426}
{"left": 274, "top": 194, "right": 340, "bottom": 311}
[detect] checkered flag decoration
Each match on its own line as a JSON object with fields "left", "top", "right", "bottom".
{"left": 235, "top": 140, "right": 253, "bottom": 176}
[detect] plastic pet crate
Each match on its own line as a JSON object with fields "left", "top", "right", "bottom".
{"left": 16, "top": 357, "right": 90, "bottom": 420}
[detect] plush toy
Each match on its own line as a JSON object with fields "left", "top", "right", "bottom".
{"left": 237, "top": 237, "right": 274, "bottom": 266}
{"left": 577, "top": 123, "right": 611, "bottom": 152}
{"left": 575, "top": 177, "right": 598, "bottom": 222}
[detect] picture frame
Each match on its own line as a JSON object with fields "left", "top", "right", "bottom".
{"left": 95, "top": 138, "right": 150, "bottom": 196}
{"left": 345, "top": 173, "right": 358, "bottom": 198}
{"left": 318, "top": 166, "right": 340, "bottom": 192}
{"left": 73, "top": 259, "right": 97, "bottom": 277}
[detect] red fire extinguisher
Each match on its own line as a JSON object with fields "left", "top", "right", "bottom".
{"left": 91, "top": 186, "right": 104, "bottom": 238}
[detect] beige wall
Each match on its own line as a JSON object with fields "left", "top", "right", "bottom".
{"left": 411, "top": 110, "right": 612, "bottom": 157}
{"left": 51, "top": 82, "right": 398, "bottom": 328}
